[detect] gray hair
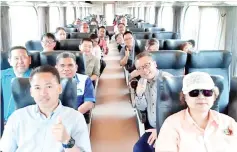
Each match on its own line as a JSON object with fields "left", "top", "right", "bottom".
{"left": 56, "top": 52, "right": 76, "bottom": 64}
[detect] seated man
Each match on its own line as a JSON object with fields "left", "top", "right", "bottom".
{"left": 80, "top": 38, "right": 100, "bottom": 82}
{"left": 80, "top": 22, "right": 90, "bottom": 33}
{"left": 0, "top": 65, "right": 91, "bottom": 152}
{"left": 98, "top": 26, "right": 109, "bottom": 55}
{"left": 120, "top": 31, "right": 141, "bottom": 73}
{"left": 1, "top": 46, "right": 32, "bottom": 122}
{"left": 41, "top": 33, "right": 57, "bottom": 52}
{"left": 133, "top": 52, "right": 172, "bottom": 152}
{"left": 55, "top": 52, "right": 95, "bottom": 114}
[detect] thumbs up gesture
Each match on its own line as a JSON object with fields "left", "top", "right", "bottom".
{"left": 52, "top": 116, "right": 71, "bottom": 144}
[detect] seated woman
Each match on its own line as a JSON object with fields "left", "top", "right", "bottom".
{"left": 156, "top": 72, "right": 237, "bottom": 152}
{"left": 180, "top": 41, "right": 194, "bottom": 53}
{"left": 115, "top": 33, "right": 124, "bottom": 52}
{"left": 55, "top": 27, "right": 67, "bottom": 41}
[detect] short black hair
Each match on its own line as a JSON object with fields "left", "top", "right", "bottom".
{"left": 187, "top": 39, "right": 195, "bottom": 47}
{"left": 55, "top": 27, "right": 66, "bottom": 33}
{"left": 30, "top": 65, "right": 60, "bottom": 84}
{"left": 123, "top": 31, "right": 133, "bottom": 38}
{"left": 98, "top": 26, "right": 106, "bottom": 30}
{"left": 118, "top": 23, "right": 125, "bottom": 27}
{"left": 56, "top": 52, "right": 76, "bottom": 64}
{"left": 90, "top": 33, "right": 98, "bottom": 39}
{"left": 8, "top": 46, "right": 29, "bottom": 58}
{"left": 82, "top": 38, "right": 93, "bottom": 44}
{"left": 41, "top": 33, "right": 56, "bottom": 41}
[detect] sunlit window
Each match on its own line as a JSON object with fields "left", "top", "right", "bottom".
{"left": 182, "top": 6, "right": 199, "bottom": 41}
{"left": 135, "top": 7, "right": 139, "bottom": 19}
{"left": 49, "top": 7, "right": 60, "bottom": 32}
{"left": 66, "top": 7, "right": 75, "bottom": 25}
{"left": 10, "top": 6, "right": 39, "bottom": 46}
{"left": 198, "top": 8, "right": 220, "bottom": 49}
{"left": 161, "top": 6, "right": 174, "bottom": 31}
{"left": 149, "top": 7, "right": 155, "bottom": 24}
{"left": 139, "top": 7, "right": 144, "bottom": 20}
{"left": 145, "top": 7, "right": 150, "bottom": 22}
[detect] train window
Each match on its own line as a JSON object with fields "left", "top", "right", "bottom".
{"left": 66, "top": 7, "right": 75, "bottom": 25}
{"left": 49, "top": 7, "right": 60, "bottom": 32}
{"left": 149, "top": 7, "right": 155, "bottom": 24}
{"left": 182, "top": 6, "right": 199, "bottom": 41}
{"left": 139, "top": 7, "right": 144, "bottom": 20}
{"left": 135, "top": 7, "right": 139, "bottom": 19}
{"left": 161, "top": 6, "right": 174, "bottom": 31}
{"left": 10, "top": 6, "right": 38, "bottom": 46}
{"left": 198, "top": 8, "right": 220, "bottom": 49}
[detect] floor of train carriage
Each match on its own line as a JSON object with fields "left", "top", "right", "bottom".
{"left": 90, "top": 41, "right": 139, "bottom": 152}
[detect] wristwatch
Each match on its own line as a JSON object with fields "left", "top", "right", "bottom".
{"left": 62, "top": 137, "right": 75, "bottom": 149}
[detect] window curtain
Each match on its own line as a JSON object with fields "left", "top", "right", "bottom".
{"left": 225, "top": 7, "right": 237, "bottom": 77}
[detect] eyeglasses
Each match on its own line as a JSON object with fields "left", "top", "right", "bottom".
{"left": 188, "top": 89, "right": 213, "bottom": 97}
{"left": 42, "top": 40, "right": 55, "bottom": 44}
{"left": 137, "top": 62, "right": 151, "bottom": 71}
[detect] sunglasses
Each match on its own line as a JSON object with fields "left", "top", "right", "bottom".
{"left": 188, "top": 89, "right": 213, "bottom": 97}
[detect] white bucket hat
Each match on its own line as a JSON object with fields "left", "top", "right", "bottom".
{"left": 182, "top": 72, "right": 215, "bottom": 94}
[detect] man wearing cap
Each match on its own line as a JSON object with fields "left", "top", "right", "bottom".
{"left": 156, "top": 71, "right": 237, "bottom": 152}
{"left": 133, "top": 52, "right": 172, "bottom": 152}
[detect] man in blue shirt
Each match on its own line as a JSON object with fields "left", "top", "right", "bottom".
{"left": 55, "top": 52, "right": 95, "bottom": 114}
{"left": 1, "top": 46, "right": 32, "bottom": 122}
{"left": 0, "top": 65, "right": 91, "bottom": 152}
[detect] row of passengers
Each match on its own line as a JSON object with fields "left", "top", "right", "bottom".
{"left": 1, "top": 40, "right": 97, "bottom": 122}
{"left": 132, "top": 52, "right": 237, "bottom": 152}
{"left": 41, "top": 33, "right": 100, "bottom": 81}
{"left": 0, "top": 65, "right": 92, "bottom": 152}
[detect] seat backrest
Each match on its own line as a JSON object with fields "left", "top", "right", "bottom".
{"left": 11, "top": 78, "right": 78, "bottom": 110}
{"left": 69, "top": 32, "right": 90, "bottom": 39}
{"left": 25, "top": 40, "right": 43, "bottom": 51}
{"left": 0, "top": 51, "right": 10, "bottom": 70}
{"left": 145, "top": 27, "right": 165, "bottom": 32}
{"left": 141, "top": 23, "right": 155, "bottom": 28}
{"left": 106, "top": 26, "right": 114, "bottom": 32}
{"left": 151, "top": 51, "right": 187, "bottom": 76}
{"left": 127, "top": 27, "right": 145, "bottom": 32}
{"left": 228, "top": 77, "right": 237, "bottom": 121}
{"left": 164, "top": 39, "right": 192, "bottom": 50}
{"left": 153, "top": 32, "right": 180, "bottom": 39}
{"left": 1, "top": 51, "right": 41, "bottom": 70}
{"left": 59, "top": 39, "right": 81, "bottom": 51}
{"left": 64, "top": 27, "right": 78, "bottom": 33}
{"left": 156, "top": 75, "right": 224, "bottom": 133}
{"left": 187, "top": 50, "right": 232, "bottom": 113}
{"left": 133, "top": 32, "right": 152, "bottom": 39}
{"left": 40, "top": 51, "right": 85, "bottom": 74}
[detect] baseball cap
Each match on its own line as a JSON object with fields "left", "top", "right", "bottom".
{"left": 182, "top": 72, "right": 215, "bottom": 94}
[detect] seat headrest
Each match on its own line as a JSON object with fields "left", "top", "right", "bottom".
{"left": 128, "top": 28, "right": 145, "bottom": 32}
{"left": 133, "top": 32, "right": 152, "bottom": 39}
{"left": 164, "top": 39, "right": 192, "bottom": 50}
{"left": 64, "top": 27, "right": 77, "bottom": 33}
{"left": 156, "top": 75, "right": 224, "bottom": 133}
{"left": 70, "top": 32, "right": 90, "bottom": 39}
{"left": 228, "top": 77, "right": 237, "bottom": 121}
{"left": 189, "top": 51, "right": 232, "bottom": 68}
{"left": 59, "top": 39, "right": 81, "bottom": 51}
{"left": 145, "top": 27, "right": 165, "bottom": 32}
{"left": 12, "top": 78, "right": 78, "bottom": 110}
{"left": 135, "top": 39, "right": 165, "bottom": 51}
{"left": 40, "top": 51, "right": 85, "bottom": 74}
{"left": 151, "top": 51, "right": 187, "bottom": 69}
{"left": 153, "top": 32, "right": 180, "bottom": 39}
{"left": 25, "top": 40, "right": 43, "bottom": 51}
{"left": 1, "top": 51, "right": 10, "bottom": 70}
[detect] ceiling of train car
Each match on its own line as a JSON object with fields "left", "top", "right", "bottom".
{"left": 1, "top": 1, "right": 237, "bottom": 6}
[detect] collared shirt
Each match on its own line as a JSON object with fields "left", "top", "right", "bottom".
{"left": 156, "top": 109, "right": 237, "bottom": 152}
{"left": 74, "top": 73, "right": 96, "bottom": 107}
{"left": 0, "top": 102, "right": 92, "bottom": 152}
{"left": 84, "top": 54, "right": 100, "bottom": 77}
{"left": 135, "top": 70, "right": 173, "bottom": 128}
{"left": 120, "top": 44, "right": 135, "bottom": 66}
{"left": 1, "top": 68, "right": 32, "bottom": 121}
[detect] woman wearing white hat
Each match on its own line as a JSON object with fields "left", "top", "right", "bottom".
{"left": 155, "top": 72, "right": 237, "bottom": 152}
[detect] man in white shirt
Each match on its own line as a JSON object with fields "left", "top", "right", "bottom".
{"left": 0, "top": 65, "right": 91, "bottom": 152}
